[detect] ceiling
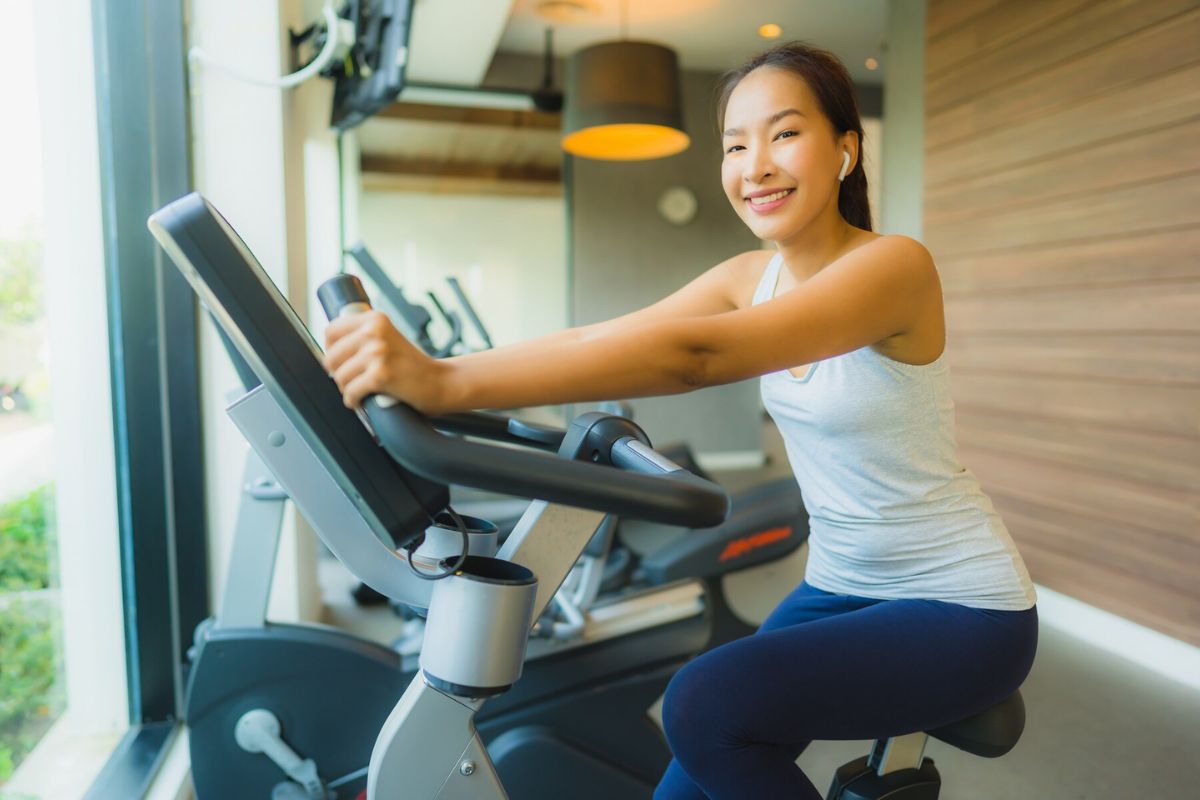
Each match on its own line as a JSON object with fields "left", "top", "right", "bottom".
{"left": 399, "top": 0, "right": 889, "bottom": 87}
{"left": 496, "top": 0, "right": 889, "bottom": 85}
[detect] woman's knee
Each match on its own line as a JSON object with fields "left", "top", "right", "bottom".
{"left": 661, "top": 658, "right": 725, "bottom": 752}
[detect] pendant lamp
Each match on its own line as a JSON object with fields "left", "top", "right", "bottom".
{"left": 562, "top": 20, "right": 689, "bottom": 160}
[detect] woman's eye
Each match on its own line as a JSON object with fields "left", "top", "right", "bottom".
{"left": 774, "top": 129, "right": 798, "bottom": 141}
{"left": 724, "top": 144, "right": 745, "bottom": 154}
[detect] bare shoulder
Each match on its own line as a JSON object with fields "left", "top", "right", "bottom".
{"left": 853, "top": 235, "right": 945, "bottom": 362}
{"left": 718, "top": 249, "right": 777, "bottom": 309}
{"left": 851, "top": 234, "right": 937, "bottom": 283}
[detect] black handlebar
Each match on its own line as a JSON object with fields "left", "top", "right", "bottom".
{"left": 429, "top": 411, "right": 562, "bottom": 451}
{"left": 317, "top": 274, "right": 730, "bottom": 529}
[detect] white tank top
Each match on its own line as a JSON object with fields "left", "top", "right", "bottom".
{"left": 754, "top": 252, "right": 1036, "bottom": 610}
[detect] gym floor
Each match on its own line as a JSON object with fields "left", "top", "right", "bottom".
{"left": 319, "top": 419, "right": 1200, "bottom": 799}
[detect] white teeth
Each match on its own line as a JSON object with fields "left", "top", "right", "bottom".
{"left": 749, "top": 189, "right": 791, "bottom": 205}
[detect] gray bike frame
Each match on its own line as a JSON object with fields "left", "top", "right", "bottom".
{"left": 228, "top": 384, "right": 694, "bottom": 799}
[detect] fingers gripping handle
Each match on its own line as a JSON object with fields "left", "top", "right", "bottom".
{"left": 317, "top": 274, "right": 397, "bottom": 409}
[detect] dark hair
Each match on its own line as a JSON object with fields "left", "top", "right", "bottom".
{"left": 716, "top": 42, "right": 872, "bottom": 231}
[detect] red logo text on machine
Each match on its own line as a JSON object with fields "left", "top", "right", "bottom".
{"left": 718, "top": 526, "right": 793, "bottom": 563}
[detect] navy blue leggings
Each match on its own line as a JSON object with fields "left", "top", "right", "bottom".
{"left": 654, "top": 581, "right": 1038, "bottom": 799}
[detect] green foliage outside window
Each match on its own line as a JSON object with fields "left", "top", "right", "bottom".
{"left": 0, "top": 487, "right": 56, "bottom": 591}
{"left": 0, "top": 485, "right": 64, "bottom": 786}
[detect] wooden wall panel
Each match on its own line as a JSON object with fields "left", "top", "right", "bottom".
{"left": 951, "top": 373, "right": 1198, "bottom": 437}
{"left": 937, "top": 227, "right": 1200, "bottom": 291}
{"left": 926, "top": 6, "right": 1200, "bottom": 149}
{"left": 945, "top": 281, "right": 1200, "bottom": 333}
{"left": 925, "top": 0, "right": 1006, "bottom": 40}
{"left": 924, "top": 0, "right": 1200, "bottom": 646}
{"left": 926, "top": 0, "right": 1195, "bottom": 112}
{"left": 930, "top": 171, "right": 1200, "bottom": 255}
{"left": 954, "top": 410, "right": 1200, "bottom": 493}
{"left": 928, "top": 63, "right": 1200, "bottom": 188}
{"left": 925, "top": 0, "right": 1093, "bottom": 81}
{"left": 958, "top": 448, "right": 1197, "bottom": 551}
{"left": 926, "top": 117, "right": 1200, "bottom": 221}
{"left": 946, "top": 333, "right": 1200, "bottom": 384}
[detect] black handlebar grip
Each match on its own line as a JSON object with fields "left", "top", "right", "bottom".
{"left": 318, "top": 274, "right": 371, "bottom": 320}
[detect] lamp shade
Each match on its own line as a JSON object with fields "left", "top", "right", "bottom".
{"left": 562, "top": 41, "right": 690, "bottom": 161}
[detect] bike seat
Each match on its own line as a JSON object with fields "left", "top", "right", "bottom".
{"left": 927, "top": 690, "right": 1025, "bottom": 758}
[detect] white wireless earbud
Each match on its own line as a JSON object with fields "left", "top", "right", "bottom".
{"left": 837, "top": 150, "right": 852, "bottom": 182}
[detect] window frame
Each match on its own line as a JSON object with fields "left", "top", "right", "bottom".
{"left": 84, "top": 0, "right": 208, "bottom": 793}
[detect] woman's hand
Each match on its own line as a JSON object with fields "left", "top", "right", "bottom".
{"left": 323, "top": 310, "right": 450, "bottom": 414}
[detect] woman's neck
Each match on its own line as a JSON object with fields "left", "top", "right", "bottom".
{"left": 774, "top": 208, "right": 859, "bottom": 282}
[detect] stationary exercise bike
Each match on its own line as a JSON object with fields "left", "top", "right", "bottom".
{"left": 159, "top": 195, "right": 801, "bottom": 800}
{"left": 155, "top": 194, "right": 1025, "bottom": 800}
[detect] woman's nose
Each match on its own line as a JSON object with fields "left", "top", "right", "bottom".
{"left": 743, "top": 148, "right": 774, "bottom": 184}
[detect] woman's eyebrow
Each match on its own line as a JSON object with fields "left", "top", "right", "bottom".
{"left": 723, "top": 108, "right": 806, "bottom": 137}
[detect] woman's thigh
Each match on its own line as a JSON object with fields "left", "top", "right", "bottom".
{"left": 665, "top": 598, "right": 1037, "bottom": 746}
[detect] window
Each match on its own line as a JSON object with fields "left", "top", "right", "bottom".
{"left": 2, "top": 2, "right": 202, "bottom": 796}
{"left": 0, "top": 1, "right": 70, "bottom": 786}
{"left": 2, "top": 0, "right": 133, "bottom": 795}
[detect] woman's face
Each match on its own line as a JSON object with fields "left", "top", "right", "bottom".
{"left": 720, "top": 67, "right": 850, "bottom": 243}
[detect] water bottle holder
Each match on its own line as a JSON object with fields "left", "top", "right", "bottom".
{"left": 420, "top": 556, "right": 538, "bottom": 695}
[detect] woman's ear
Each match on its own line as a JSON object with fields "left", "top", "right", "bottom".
{"left": 838, "top": 131, "right": 861, "bottom": 180}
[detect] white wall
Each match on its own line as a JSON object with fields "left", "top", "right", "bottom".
{"left": 356, "top": 191, "right": 568, "bottom": 350}
{"left": 189, "top": 0, "right": 336, "bottom": 624}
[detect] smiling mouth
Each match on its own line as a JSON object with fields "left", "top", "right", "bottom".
{"left": 747, "top": 189, "right": 794, "bottom": 205}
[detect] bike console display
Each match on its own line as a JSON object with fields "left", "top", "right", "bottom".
{"left": 148, "top": 192, "right": 448, "bottom": 548}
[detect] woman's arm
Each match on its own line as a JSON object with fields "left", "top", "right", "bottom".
{"left": 324, "top": 237, "right": 936, "bottom": 414}
{"left": 323, "top": 250, "right": 758, "bottom": 410}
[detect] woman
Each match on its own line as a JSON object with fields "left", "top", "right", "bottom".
{"left": 325, "top": 42, "right": 1038, "bottom": 800}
